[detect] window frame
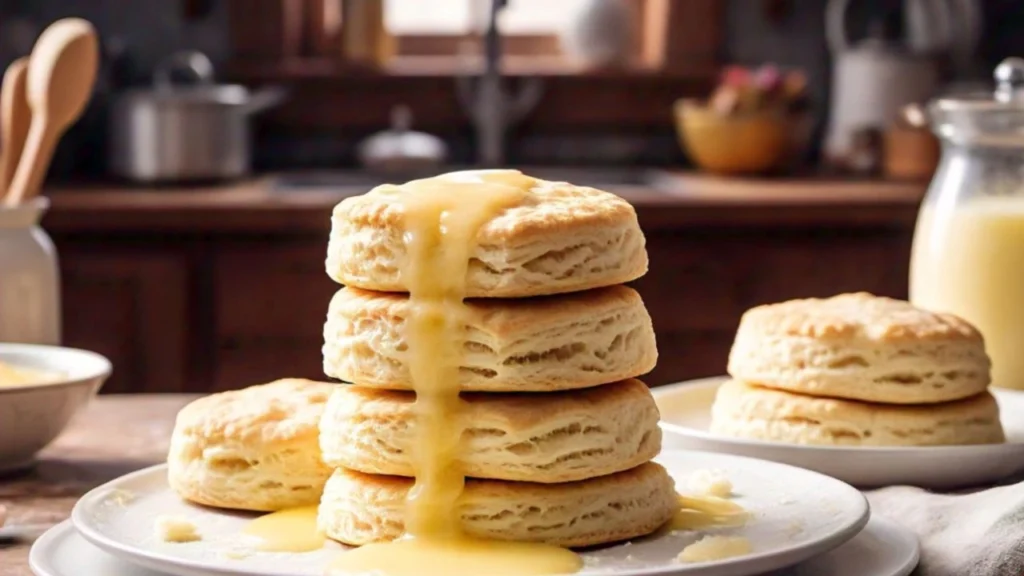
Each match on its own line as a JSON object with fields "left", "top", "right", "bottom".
{"left": 224, "top": 0, "right": 724, "bottom": 131}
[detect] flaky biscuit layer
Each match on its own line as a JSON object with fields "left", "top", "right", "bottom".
{"left": 318, "top": 463, "right": 677, "bottom": 547}
{"left": 323, "top": 285, "right": 657, "bottom": 392}
{"left": 710, "top": 379, "right": 1005, "bottom": 447}
{"left": 319, "top": 379, "right": 661, "bottom": 482}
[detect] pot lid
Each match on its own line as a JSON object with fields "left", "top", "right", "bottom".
{"left": 120, "top": 50, "right": 251, "bottom": 105}
{"left": 358, "top": 106, "right": 447, "bottom": 166}
{"left": 929, "top": 57, "right": 1024, "bottom": 146}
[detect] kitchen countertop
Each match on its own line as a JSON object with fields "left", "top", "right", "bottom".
{"left": 40, "top": 174, "right": 926, "bottom": 233}
{"left": 0, "top": 395, "right": 198, "bottom": 576}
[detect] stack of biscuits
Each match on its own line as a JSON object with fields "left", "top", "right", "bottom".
{"left": 710, "top": 293, "right": 1006, "bottom": 446}
{"left": 317, "top": 171, "right": 679, "bottom": 547}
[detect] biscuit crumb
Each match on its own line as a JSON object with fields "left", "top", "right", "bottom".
{"left": 155, "top": 515, "right": 201, "bottom": 543}
{"left": 220, "top": 548, "right": 253, "bottom": 560}
{"left": 686, "top": 469, "right": 733, "bottom": 498}
{"left": 787, "top": 520, "right": 805, "bottom": 538}
{"left": 678, "top": 535, "right": 752, "bottom": 562}
{"left": 104, "top": 489, "right": 136, "bottom": 506}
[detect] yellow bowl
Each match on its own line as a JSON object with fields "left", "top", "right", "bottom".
{"left": 674, "top": 99, "right": 798, "bottom": 175}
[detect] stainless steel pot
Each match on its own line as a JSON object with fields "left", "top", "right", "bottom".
{"left": 109, "top": 51, "right": 286, "bottom": 182}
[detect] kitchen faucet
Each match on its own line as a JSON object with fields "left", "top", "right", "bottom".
{"left": 457, "top": 0, "right": 543, "bottom": 167}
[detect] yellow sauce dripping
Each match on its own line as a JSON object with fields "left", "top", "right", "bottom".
{"left": 329, "top": 536, "right": 582, "bottom": 576}
{"left": 329, "top": 170, "right": 582, "bottom": 575}
{"left": 242, "top": 505, "right": 325, "bottom": 553}
{"left": 0, "top": 361, "right": 60, "bottom": 387}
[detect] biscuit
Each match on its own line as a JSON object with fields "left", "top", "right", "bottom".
{"left": 325, "top": 170, "right": 648, "bottom": 298}
{"left": 709, "top": 379, "right": 1005, "bottom": 447}
{"left": 167, "top": 379, "right": 335, "bottom": 512}
{"left": 319, "top": 379, "right": 661, "bottom": 483}
{"left": 728, "top": 293, "right": 991, "bottom": 404}
{"left": 323, "top": 285, "right": 657, "bottom": 392}
{"left": 318, "top": 462, "right": 677, "bottom": 547}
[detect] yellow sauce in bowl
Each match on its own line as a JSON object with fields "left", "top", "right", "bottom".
{"left": 0, "top": 360, "right": 62, "bottom": 387}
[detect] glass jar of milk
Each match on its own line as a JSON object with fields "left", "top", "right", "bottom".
{"left": 910, "top": 57, "right": 1024, "bottom": 390}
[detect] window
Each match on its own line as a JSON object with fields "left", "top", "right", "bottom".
{"left": 228, "top": 0, "right": 720, "bottom": 78}
{"left": 225, "top": 0, "right": 724, "bottom": 131}
{"left": 384, "top": 0, "right": 589, "bottom": 35}
{"left": 381, "top": 0, "right": 591, "bottom": 61}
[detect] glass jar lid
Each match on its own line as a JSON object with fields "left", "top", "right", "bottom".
{"left": 930, "top": 57, "right": 1024, "bottom": 147}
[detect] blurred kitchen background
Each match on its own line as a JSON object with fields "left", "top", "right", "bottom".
{"left": 2, "top": 0, "right": 1020, "bottom": 394}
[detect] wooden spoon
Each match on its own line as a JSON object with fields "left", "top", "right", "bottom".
{"left": 0, "top": 57, "right": 30, "bottom": 200}
{"left": 4, "top": 18, "right": 98, "bottom": 207}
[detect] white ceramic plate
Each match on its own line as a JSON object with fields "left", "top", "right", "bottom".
{"left": 31, "top": 515, "right": 918, "bottom": 576}
{"left": 69, "top": 451, "right": 869, "bottom": 576}
{"left": 654, "top": 377, "right": 1024, "bottom": 490}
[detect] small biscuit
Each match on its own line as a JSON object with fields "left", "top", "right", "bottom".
{"left": 326, "top": 170, "right": 648, "bottom": 298}
{"left": 319, "top": 379, "right": 662, "bottom": 483}
{"left": 323, "top": 285, "right": 657, "bottom": 392}
{"left": 710, "top": 379, "right": 1005, "bottom": 447}
{"left": 318, "top": 462, "right": 677, "bottom": 548}
{"left": 167, "top": 379, "right": 334, "bottom": 512}
{"left": 728, "top": 293, "right": 991, "bottom": 404}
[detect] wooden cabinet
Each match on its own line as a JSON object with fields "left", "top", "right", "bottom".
{"left": 45, "top": 188, "right": 918, "bottom": 393}
{"left": 50, "top": 224, "right": 913, "bottom": 393}
{"left": 60, "top": 249, "right": 190, "bottom": 393}
{"left": 211, "top": 243, "right": 337, "bottom": 391}
{"left": 634, "top": 227, "right": 912, "bottom": 385}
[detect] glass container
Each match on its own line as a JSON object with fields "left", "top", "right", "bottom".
{"left": 909, "top": 57, "right": 1024, "bottom": 390}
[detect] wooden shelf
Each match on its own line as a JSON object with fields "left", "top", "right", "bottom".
{"left": 40, "top": 175, "right": 923, "bottom": 234}
{"left": 227, "top": 56, "right": 718, "bottom": 81}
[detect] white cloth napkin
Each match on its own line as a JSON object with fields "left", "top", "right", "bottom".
{"left": 866, "top": 479, "right": 1024, "bottom": 576}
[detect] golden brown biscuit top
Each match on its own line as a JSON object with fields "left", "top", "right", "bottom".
{"left": 737, "top": 292, "right": 983, "bottom": 343}
{"left": 174, "top": 378, "right": 333, "bottom": 446}
{"left": 332, "top": 170, "right": 637, "bottom": 244}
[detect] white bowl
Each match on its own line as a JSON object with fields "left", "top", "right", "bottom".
{"left": 0, "top": 343, "right": 112, "bottom": 473}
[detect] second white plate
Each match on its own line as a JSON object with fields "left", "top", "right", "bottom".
{"left": 654, "top": 377, "right": 1024, "bottom": 489}
{"left": 70, "top": 450, "right": 869, "bottom": 576}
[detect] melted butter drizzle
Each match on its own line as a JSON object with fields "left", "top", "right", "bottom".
{"left": 242, "top": 505, "right": 325, "bottom": 552}
{"left": 402, "top": 172, "right": 530, "bottom": 536}
{"left": 330, "top": 170, "right": 582, "bottom": 575}
{"left": 329, "top": 537, "right": 582, "bottom": 576}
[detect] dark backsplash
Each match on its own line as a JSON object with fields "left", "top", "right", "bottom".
{"left": 2, "top": 0, "right": 1022, "bottom": 180}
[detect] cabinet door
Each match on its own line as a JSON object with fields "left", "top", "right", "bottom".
{"left": 636, "top": 227, "right": 911, "bottom": 385}
{"left": 60, "top": 250, "right": 190, "bottom": 393}
{"left": 212, "top": 244, "right": 338, "bottom": 391}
